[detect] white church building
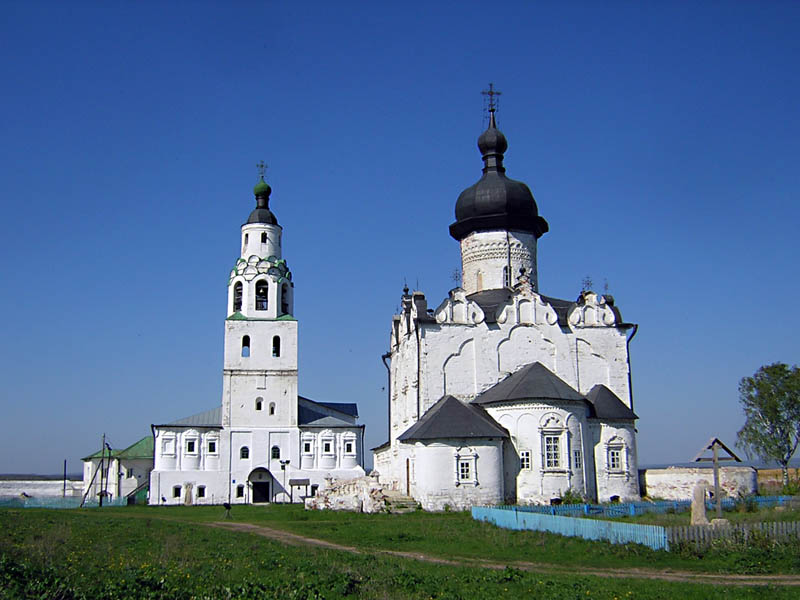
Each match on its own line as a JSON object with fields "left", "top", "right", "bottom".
{"left": 373, "top": 108, "right": 641, "bottom": 510}
{"left": 149, "top": 176, "right": 365, "bottom": 505}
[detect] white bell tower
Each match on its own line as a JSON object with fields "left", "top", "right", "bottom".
{"left": 221, "top": 173, "right": 298, "bottom": 430}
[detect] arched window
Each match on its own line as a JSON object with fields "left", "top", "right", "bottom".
{"left": 280, "top": 283, "right": 289, "bottom": 315}
{"left": 271, "top": 445, "right": 280, "bottom": 460}
{"left": 269, "top": 402, "right": 275, "bottom": 416}
{"left": 244, "top": 234, "right": 249, "bottom": 246}
{"left": 233, "top": 282, "right": 243, "bottom": 312}
{"left": 260, "top": 232, "right": 267, "bottom": 244}
{"left": 272, "top": 336, "right": 281, "bottom": 358}
{"left": 255, "top": 397, "right": 263, "bottom": 411}
{"left": 241, "top": 335, "right": 250, "bottom": 357}
{"left": 240, "top": 446, "right": 249, "bottom": 459}
{"left": 255, "top": 280, "right": 268, "bottom": 310}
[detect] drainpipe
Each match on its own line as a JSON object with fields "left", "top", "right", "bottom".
{"left": 381, "top": 352, "right": 391, "bottom": 442}
{"left": 625, "top": 324, "right": 639, "bottom": 411}
{"left": 415, "top": 325, "right": 422, "bottom": 421}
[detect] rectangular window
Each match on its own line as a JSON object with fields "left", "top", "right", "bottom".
{"left": 458, "top": 460, "right": 471, "bottom": 481}
{"left": 208, "top": 441, "right": 217, "bottom": 453}
{"left": 172, "top": 485, "right": 181, "bottom": 498}
{"left": 544, "top": 436, "right": 560, "bottom": 469}
{"left": 303, "top": 441, "right": 312, "bottom": 454}
{"left": 609, "top": 448, "right": 621, "bottom": 471}
{"left": 573, "top": 449, "right": 582, "bottom": 470}
{"left": 236, "top": 484, "right": 244, "bottom": 498}
{"left": 197, "top": 486, "right": 205, "bottom": 498}
{"left": 186, "top": 440, "right": 195, "bottom": 453}
{"left": 520, "top": 450, "right": 531, "bottom": 470}
{"left": 323, "top": 441, "right": 332, "bottom": 454}
{"left": 344, "top": 441, "right": 354, "bottom": 454}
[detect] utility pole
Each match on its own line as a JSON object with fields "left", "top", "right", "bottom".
{"left": 99, "top": 433, "right": 106, "bottom": 507}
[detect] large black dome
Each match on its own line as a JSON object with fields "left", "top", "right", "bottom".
{"left": 450, "top": 113, "right": 548, "bottom": 241}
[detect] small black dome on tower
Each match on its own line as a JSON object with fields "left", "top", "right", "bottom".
{"left": 247, "top": 176, "right": 279, "bottom": 225}
{"left": 450, "top": 112, "right": 548, "bottom": 241}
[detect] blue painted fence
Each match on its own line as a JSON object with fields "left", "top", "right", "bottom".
{"left": 500, "top": 495, "right": 793, "bottom": 519}
{"left": 0, "top": 496, "right": 128, "bottom": 509}
{"left": 473, "top": 505, "right": 670, "bottom": 551}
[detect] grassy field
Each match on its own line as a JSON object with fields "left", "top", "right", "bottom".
{"left": 599, "top": 504, "right": 800, "bottom": 527}
{"left": 93, "top": 503, "right": 800, "bottom": 575}
{"left": 2, "top": 506, "right": 800, "bottom": 599}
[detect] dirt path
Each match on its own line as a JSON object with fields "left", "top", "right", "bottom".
{"left": 207, "top": 521, "right": 800, "bottom": 587}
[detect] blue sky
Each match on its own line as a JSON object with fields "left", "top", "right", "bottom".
{"left": 1, "top": 1, "right": 798, "bottom": 474}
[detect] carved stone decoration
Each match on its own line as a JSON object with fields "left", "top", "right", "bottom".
{"left": 434, "top": 289, "right": 485, "bottom": 325}
{"left": 568, "top": 292, "right": 617, "bottom": 327}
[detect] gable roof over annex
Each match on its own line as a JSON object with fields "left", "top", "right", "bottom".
{"left": 398, "top": 395, "right": 508, "bottom": 442}
{"left": 471, "top": 362, "right": 584, "bottom": 405}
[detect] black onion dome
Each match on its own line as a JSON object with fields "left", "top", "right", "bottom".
{"left": 450, "top": 113, "right": 548, "bottom": 241}
{"left": 246, "top": 176, "right": 279, "bottom": 225}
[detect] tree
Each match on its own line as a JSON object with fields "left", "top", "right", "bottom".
{"left": 737, "top": 363, "right": 800, "bottom": 487}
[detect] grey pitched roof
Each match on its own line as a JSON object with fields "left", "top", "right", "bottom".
{"left": 157, "top": 406, "right": 222, "bottom": 428}
{"left": 312, "top": 400, "right": 359, "bottom": 418}
{"left": 298, "top": 396, "right": 358, "bottom": 428}
{"left": 472, "top": 362, "right": 584, "bottom": 405}
{"left": 586, "top": 385, "right": 637, "bottom": 420}
{"left": 398, "top": 395, "right": 508, "bottom": 442}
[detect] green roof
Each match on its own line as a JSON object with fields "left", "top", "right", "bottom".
{"left": 82, "top": 436, "right": 153, "bottom": 461}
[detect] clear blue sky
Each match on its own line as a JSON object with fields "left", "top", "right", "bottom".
{"left": 1, "top": 1, "right": 798, "bottom": 474}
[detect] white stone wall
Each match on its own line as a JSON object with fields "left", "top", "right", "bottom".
{"left": 460, "top": 230, "right": 539, "bottom": 294}
{"left": 409, "top": 440, "right": 504, "bottom": 511}
{"left": 642, "top": 466, "right": 757, "bottom": 501}
{"left": 487, "top": 402, "right": 595, "bottom": 503}
{"left": 593, "top": 422, "right": 639, "bottom": 502}
{"left": 0, "top": 480, "right": 83, "bottom": 498}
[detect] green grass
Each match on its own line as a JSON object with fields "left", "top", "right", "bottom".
{"left": 599, "top": 506, "right": 800, "bottom": 527}
{"left": 1, "top": 508, "right": 795, "bottom": 599}
{"left": 92, "top": 503, "right": 800, "bottom": 575}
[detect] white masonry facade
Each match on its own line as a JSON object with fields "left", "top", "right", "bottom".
{"left": 149, "top": 178, "right": 365, "bottom": 505}
{"left": 374, "top": 111, "right": 641, "bottom": 510}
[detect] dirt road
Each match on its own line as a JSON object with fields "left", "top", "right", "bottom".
{"left": 208, "top": 521, "right": 800, "bottom": 587}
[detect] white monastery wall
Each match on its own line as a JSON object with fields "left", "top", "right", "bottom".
{"left": 0, "top": 480, "right": 83, "bottom": 498}
{"left": 642, "top": 466, "right": 757, "bottom": 501}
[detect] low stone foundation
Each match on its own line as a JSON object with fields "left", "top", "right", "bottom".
{"left": 304, "top": 476, "right": 389, "bottom": 513}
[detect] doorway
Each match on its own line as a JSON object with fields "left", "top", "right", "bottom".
{"left": 252, "top": 481, "right": 270, "bottom": 503}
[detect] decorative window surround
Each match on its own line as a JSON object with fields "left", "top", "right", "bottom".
{"left": 454, "top": 448, "right": 479, "bottom": 487}
{"left": 606, "top": 438, "right": 626, "bottom": 476}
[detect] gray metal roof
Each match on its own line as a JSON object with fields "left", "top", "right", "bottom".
{"left": 398, "top": 395, "right": 508, "bottom": 441}
{"left": 585, "top": 385, "right": 637, "bottom": 420}
{"left": 298, "top": 396, "right": 358, "bottom": 428}
{"left": 472, "top": 362, "right": 584, "bottom": 405}
{"left": 158, "top": 406, "right": 222, "bottom": 428}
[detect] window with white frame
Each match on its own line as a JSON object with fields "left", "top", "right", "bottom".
{"left": 207, "top": 439, "right": 218, "bottom": 454}
{"left": 606, "top": 437, "right": 626, "bottom": 474}
{"left": 185, "top": 440, "right": 196, "bottom": 453}
{"left": 544, "top": 435, "right": 560, "bottom": 469}
{"left": 454, "top": 447, "right": 478, "bottom": 486}
{"left": 303, "top": 440, "right": 312, "bottom": 454}
{"left": 322, "top": 440, "right": 333, "bottom": 454}
{"left": 520, "top": 450, "right": 531, "bottom": 470}
{"left": 573, "top": 448, "right": 582, "bottom": 470}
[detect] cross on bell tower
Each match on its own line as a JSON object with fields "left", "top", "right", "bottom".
{"left": 481, "top": 82, "right": 502, "bottom": 119}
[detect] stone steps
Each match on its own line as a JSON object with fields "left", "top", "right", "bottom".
{"left": 383, "top": 493, "right": 418, "bottom": 514}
